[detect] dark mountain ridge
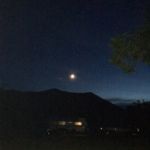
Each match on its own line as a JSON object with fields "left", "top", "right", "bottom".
{"left": 0, "top": 89, "right": 124, "bottom": 136}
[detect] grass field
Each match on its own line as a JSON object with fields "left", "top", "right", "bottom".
{"left": 1, "top": 135, "right": 150, "bottom": 150}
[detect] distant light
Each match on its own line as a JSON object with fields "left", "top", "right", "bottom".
{"left": 114, "top": 128, "right": 117, "bottom": 131}
{"left": 58, "top": 121, "right": 66, "bottom": 126}
{"left": 69, "top": 73, "right": 76, "bottom": 80}
{"left": 74, "top": 121, "right": 82, "bottom": 126}
{"left": 137, "top": 128, "right": 140, "bottom": 132}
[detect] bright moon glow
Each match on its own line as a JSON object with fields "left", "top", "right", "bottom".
{"left": 69, "top": 73, "right": 76, "bottom": 80}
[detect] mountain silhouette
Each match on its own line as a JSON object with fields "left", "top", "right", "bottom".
{"left": 0, "top": 89, "right": 123, "bottom": 136}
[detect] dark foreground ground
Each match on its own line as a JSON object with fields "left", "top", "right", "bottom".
{"left": 0, "top": 135, "right": 150, "bottom": 150}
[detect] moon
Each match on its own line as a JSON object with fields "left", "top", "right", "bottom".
{"left": 69, "top": 73, "right": 77, "bottom": 80}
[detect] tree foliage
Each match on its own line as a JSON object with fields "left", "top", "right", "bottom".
{"left": 111, "top": 18, "right": 150, "bottom": 73}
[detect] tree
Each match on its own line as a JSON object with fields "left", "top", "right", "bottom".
{"left": 110, "top": 15, "right": 150, "bottom": 73}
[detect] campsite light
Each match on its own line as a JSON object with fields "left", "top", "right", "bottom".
{"left": 137, "top": 128, "right": 140, "bottom": 132}
{"left": 100, "top": 127, "right": 103, "bottom": 130}
{"left": 58, "top": 121, "right": 66, "bottom": 126}
{"left": 74, "top": 121, "right": 82, "bottom": 126}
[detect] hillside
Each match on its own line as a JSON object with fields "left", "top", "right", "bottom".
{"left": 0, "top": 89, "right": 123, "bottom": 136}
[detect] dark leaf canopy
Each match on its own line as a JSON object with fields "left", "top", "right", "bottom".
{"left": 111, "top": 17, "right": 150, "bottom": 73}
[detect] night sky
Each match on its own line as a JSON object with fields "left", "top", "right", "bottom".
{"left": 0, "top": 0, "right": 150, "bottom": 101}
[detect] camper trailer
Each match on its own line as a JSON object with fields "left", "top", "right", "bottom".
{"left": 47, "top": 117, "right": 87, "bottom": 135}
